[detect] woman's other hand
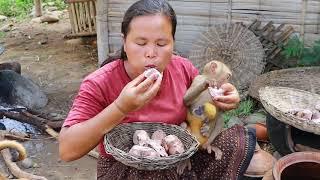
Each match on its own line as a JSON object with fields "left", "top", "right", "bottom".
{"left": 115, "top": 72, "right": 162, "bottom": 114}
{"left": 212, "top": 83, "right": 240, "bottom": 111}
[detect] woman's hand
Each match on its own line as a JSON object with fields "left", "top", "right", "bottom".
{"left": 212, "top": 83, "right": 240, "bottom": 111}
{"left": 115, "top": 72, "right": 162, "bottom": 114}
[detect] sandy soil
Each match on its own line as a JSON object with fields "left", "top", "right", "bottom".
{"left": 0, "top": 10, "right": 99, "bottom": 179}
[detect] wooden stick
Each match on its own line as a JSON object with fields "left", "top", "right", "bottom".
{"left": 90, "top": 0, "right": 96, "bottom": 29}
{"left": 0, "top": 130, "right": 29, "bottom": 141}
{"left": 85, "top": 1, "right": 93, "bottom": 32}
{"left": 78, "top": 2, "right": 83, "bottom": 31}
{"left": 300, "top": 0, "right": 307, "bottom": 42}
{"left": 44, "top": 125, "right": 59, "bottom": 138}
{"left": 21, "top": 111, "right": 63, "bottom": 130}
{"left": 71, "top": 2, "right": 79, "bottom": 33}
{"left": 68, "top": 5, "right": 76, "bottom": 34}
{"left": 87, "top": 149, "right": 99, "bottom": 159}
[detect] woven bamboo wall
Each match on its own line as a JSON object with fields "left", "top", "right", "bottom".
{"left": 104, "top": 0, "right": 320, "bottom": 56}
{"left": 67, "top": 0, "right": 97, "bottom": 37}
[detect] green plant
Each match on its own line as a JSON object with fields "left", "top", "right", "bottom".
{"left": 299, "top": 40, "right": 320, "bottom": 66}
{"left": 0, "top": 0, "right": 33, "bottom": 18}
{"left": 281, "top": 35, "right": 320, "bottom": 66}
{"left": 281, "top": 35, "right": 304, "bottom": 59}
{"left": 52, "top": 0, "right": 67, "bottom": 10}
{"left": 0, "top": 31, "right": 5, "bottom": 39}
{"left": 0, "top": 0, "right": 66, "bottom": 18}
{"left": 222, "top": 99, "right": 254, "bottom": 126}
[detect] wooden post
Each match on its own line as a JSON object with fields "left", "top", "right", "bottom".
{"left": 300, "top": 0, "right": 307, "bottom": 42}
{"left": 34, "top": 0, "right": 42, "bottom": 17}
{"left": 96, "top": 0, "right": 109, "bottom": 66}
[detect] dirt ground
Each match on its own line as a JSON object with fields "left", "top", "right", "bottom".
{"left": 0, "top": 11, "right": 99, "bottom": 179}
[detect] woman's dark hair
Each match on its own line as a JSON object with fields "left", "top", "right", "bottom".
{"left": 101, "top": 0, "right": 177, "bottom": 67}
{"left": 121, "top": 0, "right": 177, "bottom": 59}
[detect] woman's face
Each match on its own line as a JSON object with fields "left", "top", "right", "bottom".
{"left": 123, "top": 14, "right": 174, "bottom": 79}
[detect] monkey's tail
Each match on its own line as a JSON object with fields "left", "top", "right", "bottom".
{"left": 0, "top": 140, "right": 27, "bottom": 161}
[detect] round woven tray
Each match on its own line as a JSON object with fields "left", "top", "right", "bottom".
{"left": 104, "top": 122, "right": 199, "bottom": 170}
{"left": 188, "top": 23, "right": 265, "bottom": 93}
{"left": 259, "top": 86, "right": 320, "bottom": 135}
{"left": 249, "top": 66, "right": 320, "bottom": 100}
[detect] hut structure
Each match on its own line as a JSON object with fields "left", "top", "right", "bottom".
{"left": 92, "top": 0, "right": 320, "bottom": 65}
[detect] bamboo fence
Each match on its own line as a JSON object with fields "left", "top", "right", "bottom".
{"left": 67, "top": 0, "right": 97, "bottom": 37}
{"left": 100, "top": 0, "right": 320, "bottom": 56}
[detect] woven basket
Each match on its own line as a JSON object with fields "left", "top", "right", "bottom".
{"left": 104, "top": 122, "right": 199, "bottom": 170}
{"left": 188, "top": 23, "right": 265, "bottom": 93}
{"left": 249, "top": 66, "right": 320, "bottom": 100}
{"left": 259, "top": 86, "right": 320, "bottom": 135}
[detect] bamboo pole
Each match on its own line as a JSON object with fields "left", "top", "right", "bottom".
{"left": 85, "top": 1, "right": 93, "bottom": 32}
{"left": 78, "top": 2, "right": 84, "bottom": 31}
{"left": 96, "top": 0, "right": 109, "bottom": 65}
{"left": 74, "top": 3, "right": 80, "bottom": 31}
{"left": 91, "top": 1, "right": 97, "bottom": 30}
{"left": 301, "top": 0, "right": 307, "bottom": 42}
{"left": 81, "top": 2, "right": 87, "bottom": 31}
{"left": 71, "top": 3, "right": 79, "bottom": 33}
{"left": 68, "top": 5, "right": 76, "bottom": 34}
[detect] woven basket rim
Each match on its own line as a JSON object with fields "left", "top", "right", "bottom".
{"left": 104, "top": 122, "right": 200, "bottom": 170}
{"left": 249, "top": 66, "right": 320, "bottom": 100}
{"left": 259, "top": 86, "right": 320, "bottom": 134}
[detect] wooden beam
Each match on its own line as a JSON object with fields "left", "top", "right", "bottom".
{"left": 96, "top": 0, "right": 109, "bottom": 66}
{"left": 34, "top": 0, "right": 42, "bottom": 17}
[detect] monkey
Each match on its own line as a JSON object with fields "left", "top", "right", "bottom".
{"left": 183, "top": 60, "right": 232, "bottom": 160}
{"left": 0, "top": 140, "right": 27, "bottom": 179}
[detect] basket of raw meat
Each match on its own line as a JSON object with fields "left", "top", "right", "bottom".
{"left": 259, "top": 86, "right": 320, "bottom": 135}
{"left": 104, "top": 122, "right": 199, "bottom": 170}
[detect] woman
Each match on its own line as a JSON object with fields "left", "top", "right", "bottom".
{"left": 59, "top": 0, "right": 255, "bottom": 179}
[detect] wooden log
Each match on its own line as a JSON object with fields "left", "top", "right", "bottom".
{"left": 20, "top": 111, "right": 63, "bottom": 130}
{"left": 0, "top": 110, "right": 62, "bottom": 132}
{"left": 97, "top": 0, "right": 110, "bottom": 65}
{"left": 0, "top": 130, "right": 29, "bottom": 141}
{"left": 34, "top": 0, "right": 42, "bottom": 17}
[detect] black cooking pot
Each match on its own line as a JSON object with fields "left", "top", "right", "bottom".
{"left": 266, "top": 113, "right": 320, "bottom": 156}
